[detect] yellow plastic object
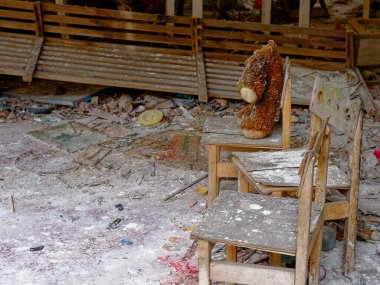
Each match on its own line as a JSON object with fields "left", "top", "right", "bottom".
{"left": 195, "top": 187, "right": 208, "bottom": 196}
{"left": 138, "top": 109, "right": 163, "bottom": 126}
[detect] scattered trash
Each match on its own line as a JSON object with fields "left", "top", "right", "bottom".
{"left": 347, "top": 271, "right": 366, "bottom": 285}
{"left": 115, "top": 204, "right": 124, "bottom": 211}
{"left": 26, "top": 104, "right": 53, "bottom": 114}
{"left": 188, "top": 199, "right": 198, "bottom": 208}
{"left": 106, "top": 218, "right": 123, "bottom": 230}
{"left": 322, "top": 226, "right": 337, "bottom": 251}
{"left": 89, "top": 108, "right": 128, "bottom": 124}
{"left": 163, "top": 174, "right": 208, "bottom": 201}
{"left": 138, "top": 109, "right": 163, "bottom": 126}
{"left": 178, "top": 105, "right": 194, "bottom": 120}
{"left": 163, "top": 237, "right": 185, "bottom": 251}
{"left": 30, "top": 245, "right": 44, "bottom": 252}
{"left": 377, "top": 242, "right": 380, "bottom": 255}
{"left": 75, "top": 144, "right": 111, "bottom": 166}
{"left": 29, "top": 122, "right": 109, "bottom": 153}
{"left": 120, "top": 238, "right": 133, "bottom": 246}
{"left": 362, "top": 70, "right": 376, "bottom": 81}
{"left": 181, "top": 225, "right": 197, "bottom": 231}
{"left": 319, "top": 265, "right": 326, "bottom": 281}
{"left": 195, "top": 186, "right": 208, "bottom": 196}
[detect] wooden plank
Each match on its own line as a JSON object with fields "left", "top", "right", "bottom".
{"left": 44, "top": 40, "right": 195, "bottom": 59}
{"left": 39, "top": 53, "right": 196, "bottom": 76}
{"left": 0, "top": 9, "right": 34, "bottom": 20}
{"left": 346, "top": 30, "right": 354, "bottom": 69}
{"left": 324, "top": 201, "right": 348, "bottom": 220}
{"left": 200, "top": 19, "right": 346, "bottom": 38}
{"left": 348, "top": 19, "right": 367, "bottom": 34}
{"left": 0, "top": 20, "right": 35, "bottom": 31}
{"left": 41, "top": 50, "right": 196, "bottom": 72}
{"left": 22, "top": 37, "right": 44, "bottom": 83}
{"left": 343, "top": 112, "right": 363, "bottom": 275}
{"left": 191, "top": 191, "right": 321, "bottom": 255}
{"left": 201, "top": 40, "right": 346, "bottom": 59}
{"left": 40, "top": 48, "right": 197, "bottom": 70}
{"left": 282, "top": 79, "right": 292, "bottom": 150}
{"left": 216, "top": 162, "right": 238, "bottom": 178}
{"left": 0, "top": 0, "right": 35, "bottom": 10}
{"left": 200, "top": 29, "right": 346, "bottom": 49}
{"left": 356, "top": 38, "right": 380, "bottom": 66}
{"left": 42, "top": 3, "right": 192, "bottom": 24}
{"left": 166, "top": 0, "right": 175, "bottom": 16}
{"left": 294, "top": 157, "right": 314, "bottom": 285}
{"left": 42, "top": 14, "right": 192, "bottom": 35}
{"left": 33, "top": 72, "right": 198, "bottom": 95}
{"left": 33, "top": 1, "right": 43, "bottom": 37}
{"left": 210, "top": 261, "right": 294, "bottom": 285}
{"left": 261, "top": 0, "right": 271, "bottom": 24}
{"left": 36, "top": 64, "right": 197, "bottom": 88}
{"left": 308, "top": 223, "right": 323, "bottom": 285}
{"left": 38, "top": 58, "right": 197, "bottom": 82}
{"left": 248, "top": 165, "right": 350, "bottom": 188}
{"left": 363, "top": 0, "right": 371, "bottom": 19}
{"left": 192, "top": 0, "right": 203, "bottom": 18}
{"left": 196, "top": 52, "right": 208, "bottom": 102}
{"left": 299, "top": 0, "right": 311, "bottom": 27}
{"left": 43, "top": 25, "right": 193, "bottom": 46}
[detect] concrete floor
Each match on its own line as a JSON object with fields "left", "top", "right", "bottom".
{"left": 0, "top": 114, "right": 379, "bottom": 284}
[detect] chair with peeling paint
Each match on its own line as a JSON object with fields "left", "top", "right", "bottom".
{"left": 231, "top": 76, "right": 363, "bottom": 275}
{"left": 201, "top": 58, "right": 292, "bottom": 206}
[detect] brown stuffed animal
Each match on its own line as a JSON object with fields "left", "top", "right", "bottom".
{"left": 237, "top": 40, "right": 284, "bottom": 139}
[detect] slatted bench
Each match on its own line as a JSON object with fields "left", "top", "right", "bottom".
{"left": 0, "top": 0, "right": 353, "bottom": 103}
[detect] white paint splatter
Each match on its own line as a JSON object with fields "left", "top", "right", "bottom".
{"left": 262, "top": 210, "right": 271, "bottom": 215}
{"left": 250, "top": 204, "right": 263, "bottom": 210}
{"left": 235, "top": 217, "right": 242, "bottom": 221}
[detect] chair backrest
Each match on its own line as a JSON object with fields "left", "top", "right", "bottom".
{"left": 294, "top": 76, "right": 363, "bottom": 284}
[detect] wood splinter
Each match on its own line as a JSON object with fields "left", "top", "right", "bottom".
{"left": 9, "top": 194, "right": 15, "bottom": 213}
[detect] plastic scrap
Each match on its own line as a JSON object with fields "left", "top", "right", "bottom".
{"left": 115, "top": 203, "right": 124, "bottom": 211}
{"left": 26, "top": 104, "right": 53, "bottom": 114}
{"left": 106, "top": 218, "right": 123, "bottom": 230}
{"left": 120, "top": 238, "right": 133, "bottom": 246}
{"left": 137, "top": 109, "right": 163, "bottom": 126}
{"left": 30, "top": 245, "right": 44, "bottom": 252}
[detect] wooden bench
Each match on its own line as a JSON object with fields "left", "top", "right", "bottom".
{"left": 0, "top": 0, "right": 354, "bottom": 103}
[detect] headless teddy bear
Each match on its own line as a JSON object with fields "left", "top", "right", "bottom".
{"left": 237, "top": 40, "right": 284, "bottom": 139}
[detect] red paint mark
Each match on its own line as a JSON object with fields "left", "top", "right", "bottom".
{"left": 158, "top": 256, "right": 170, "bottom": 262}
{"left": 169, "top": 261, "right": 198, "bottom": 276}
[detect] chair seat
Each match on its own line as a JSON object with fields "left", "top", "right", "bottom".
{"left": 232, "top": 148, "right": 351, "bottom": 189}
{"left": 201, "top": 117, "right": 283, "bottom": 149}
{"left": 191, "top": 191, "right": 322, "bottom": 256}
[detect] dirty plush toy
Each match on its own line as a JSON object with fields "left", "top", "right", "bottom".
{"left": 237, "top": 40, "right": 284, "bottom": 139}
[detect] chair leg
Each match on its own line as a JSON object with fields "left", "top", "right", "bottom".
{"left": 226, "top": 245, "right": 238, "bottom": 285}
{"left": 309, "top": 225, "right": 323, "bottom": 285}
{"left": 208, "top": 145, "right": 221, "bottom": 205}
{"left": 238, "top": 171, "right": 250, "bottom": 193}
{"left": 198, "top": 240, "right": 212, "bottom": 285}
{"left": 343, "top": 207, "right": 358, "bottom": 274}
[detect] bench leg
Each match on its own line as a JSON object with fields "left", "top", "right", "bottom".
{"left": 198, "top": 240, "right": 212, "bottom": 285}
{"left": 208, "top": 145, "right": 220, "bottom": 205}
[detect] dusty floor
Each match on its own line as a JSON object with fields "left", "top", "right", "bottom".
{"left": 1, "top": 67, "right": 380, "bottom": 284}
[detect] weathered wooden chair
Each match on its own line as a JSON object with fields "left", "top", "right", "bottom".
{"left": 201, "top": 59, "right": 292, "bottom": 204}
{"left": 231, "top": 76, "right": 363, "bottom": 274}
{"left": 191, "top": 78, "right": 332, "bottom": 284}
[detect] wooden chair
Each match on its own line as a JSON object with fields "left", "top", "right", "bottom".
{"left": 231, "top": 76, "right": 363, "bottom": 274}
{"left": 191, "top": 78, "right": 332, "bottom": 284}
{"left": 202, "top": 59, "right": 292, "bottom": 204}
